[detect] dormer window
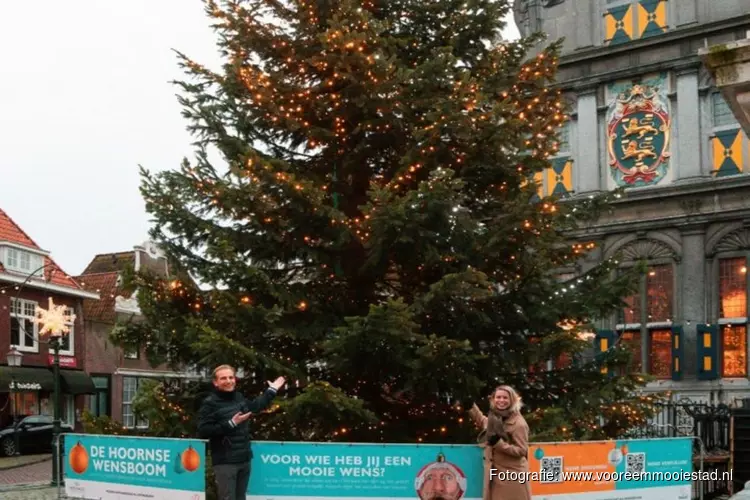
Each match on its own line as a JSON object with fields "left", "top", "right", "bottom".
{"left": 3, "top": 246, "right": 45, "bottom": 277}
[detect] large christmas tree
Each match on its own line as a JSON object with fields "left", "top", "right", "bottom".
{"left": 115, "top": 0, "right": 663, "bottom": 443}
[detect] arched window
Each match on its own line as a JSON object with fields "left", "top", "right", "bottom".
{"left": 598, "top": 236, "right": 682, "bottom": 380}
{"left": 705, "top": 225, "right": 750, "bottom": 379}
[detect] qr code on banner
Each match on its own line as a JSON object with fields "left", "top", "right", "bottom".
{"left": 626, "top": 452, "right": 646, "bottom": 474}
{"left": 540, "top": 456, "right": 563, "bottom": 483}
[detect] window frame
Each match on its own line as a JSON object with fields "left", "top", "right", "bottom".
{"left": 614, "top": 258, "right": 679, "bottom": 378}
{"left": 3, "top": 247, "right": 45, "bottom": 277}
{"left": 122, "top": 376, "right": 149, "bottom": 429}
{"left": 123, "top": 347, "right": 139, "bottom": 360}
{"left": 711, "top": 92, "right": 740, "bottom": 132}
{"left": 58, "top": 306, "right": 75, "bottom": 356}
{"left": 709, "top": 91, "right": 748, "bottom": 178}
{"left": 647, "top": 327, "right": 674, "bottom": 379}
{"left": 16, "top": 391, "right": 40, "bottom": 417}
{"left": 713, "top": 251, "right": 750, "bottom": 379}
{"left": 10, "top": 298, "right": 39, "bottom": 353}
{"left": 542, "top": 119, "right": 576, "bottom": 199}
{"left": 88, "top": 375, "right": 111, "bottom": 418}
{"left": 555, "top": 120, "right": 572, "bottom": 157}
{"left": 615, "top": 259, "right": 678, "bottom": 327}
{"left": 62, "top": 395, "right": 75, "bottom": 427}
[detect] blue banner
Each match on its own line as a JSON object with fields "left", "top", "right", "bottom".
{"left": 248, "top": 441, "right": 484, "bottom": 499}
{"left": 63, "top": 433, "right": 206, "bottom": 500}
{"left": 613, "top": 437, "right": 692, "bottom": 490}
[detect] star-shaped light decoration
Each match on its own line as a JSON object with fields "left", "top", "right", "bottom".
{"left": 34, "top": 297, "right": 75, "bottom": 337}
{"left": 576, "top": 331, "right": 596, "bottom": 342}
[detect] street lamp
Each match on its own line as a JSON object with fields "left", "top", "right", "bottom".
{"left": 6, "top": 346, "right": 23, "bottom": 456}
{"left": 32, "top": 297, "right": 75, "bottom": 488}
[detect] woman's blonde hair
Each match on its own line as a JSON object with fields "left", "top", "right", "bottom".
{"left": 488, "top": 385, "right": 523, "bottom": 413}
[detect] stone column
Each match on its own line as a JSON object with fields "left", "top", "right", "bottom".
{"left": 575, "top": 0, "right": 594, "bottom": 49}
{"left": 680, "top": 228, "right": 706, "bottom": 377}
{"left": 575, "top": 87, "right": 600, "bottom": 193}
{"left": 676, "top": 67, "right": 702, "bottom": 180}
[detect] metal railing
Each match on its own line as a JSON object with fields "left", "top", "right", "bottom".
{"left": 623, "top": 401, "right": 731, "bottom": 500}
{"left": 624, "top": 402, "right": 731, "bottom": 452}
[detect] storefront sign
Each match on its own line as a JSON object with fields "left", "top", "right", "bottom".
{"left": 247, "top": 441, "right": 483, "bottom": 499}
{"left": 63, "top": 433, "right": 206, "bottom": 499}
{"left": 9, "top": 381, "right": 41, "bottom": 391}
{"left": 48, "top": 354, "right": 77, "bottom": 368}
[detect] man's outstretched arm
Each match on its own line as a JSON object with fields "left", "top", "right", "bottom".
{"left": 245, "top": 377, "right": 286, "bottom": 413}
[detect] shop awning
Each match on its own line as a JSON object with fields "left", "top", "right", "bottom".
{"left": 59, "top": 369, "right": 96, "bottom": 395}
{"left": 0, "top": 366, "right": 55, "bottom": 393}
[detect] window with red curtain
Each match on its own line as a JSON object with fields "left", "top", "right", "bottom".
{"left": 719, "top": 257, "right": 747, "bottom": 318}
{"left": 649, "top": 329, "right": 672, "bottom": 378}
{"left": 647, "top": 265, "right": 673, "bottom": 322}
{"left": 621, "top": 264, "right": 674, "bottom": 324}
{"left": 722, "top": 324, "right": 747, "bottom": 377}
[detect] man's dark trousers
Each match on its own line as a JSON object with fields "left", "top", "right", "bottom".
{"left": 214, "top": 462, "right": 250, "bottom": 500}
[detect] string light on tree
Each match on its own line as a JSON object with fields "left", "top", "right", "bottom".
{"left": 105, "top": 0, "right": 662, "bottom": 446}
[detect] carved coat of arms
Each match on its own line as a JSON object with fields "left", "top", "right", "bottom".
{"left": 606, "top": 83, "right": 671, "bottom": 186}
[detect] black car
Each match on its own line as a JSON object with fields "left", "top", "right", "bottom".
{"left": 0, "top": 415, "right": 74, "bottom": 456}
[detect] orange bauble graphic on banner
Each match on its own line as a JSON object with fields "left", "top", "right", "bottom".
{"left": 181, "top": 445, "right": 201, "bottom": 472}
{"left": 69, "top": 442, "right": 89, "bottom": 474}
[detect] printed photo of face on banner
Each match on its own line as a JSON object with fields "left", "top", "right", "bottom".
{"left": 414, "top": 452, "right": 466, "bottom": 500}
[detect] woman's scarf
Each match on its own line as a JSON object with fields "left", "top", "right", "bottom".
{"left": 478, "top": 407, "right": 512, "bottom": 444}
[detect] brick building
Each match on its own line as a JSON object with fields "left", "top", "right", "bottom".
{"left": 77, "top": 240, "right": 203, "bottom": 429}
{"left": 0, "top": 209, "right": 99, "bottom": 434}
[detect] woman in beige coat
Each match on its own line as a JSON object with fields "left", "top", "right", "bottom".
{"left": 468, "top": 385, "right": 532, "bottom": 500}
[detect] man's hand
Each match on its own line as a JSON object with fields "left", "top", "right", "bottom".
{"left": 268, "top": 376, "right": 286, "bottom": 391}
{"left": 231, "top": 411, "right": 252, "bottom": 425}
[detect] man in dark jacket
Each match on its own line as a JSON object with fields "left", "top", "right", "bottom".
{"left": 198, "top": 364, "right": 285, "bottom": 500}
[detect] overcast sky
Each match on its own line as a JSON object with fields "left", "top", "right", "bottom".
{"left": 0, "top": 0, "right": 520, "bottom": 277}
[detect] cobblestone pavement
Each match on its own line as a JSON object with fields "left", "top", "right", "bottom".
{"left": 0, "top": 453, "right": 51, "bottom": 471}
{"left": 0, "top": 485, "right": 67, "bottom": 499}
{"left": 0, "top": 457, "right": 51, "bottom": 485}
{"left": 0, "top": 458, "right": 72, "bottom": 499}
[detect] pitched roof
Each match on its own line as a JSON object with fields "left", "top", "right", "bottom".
{"left": 78, "top": 250, "right": 140, "bottom": 323}
{"left": 0, "top": 209, "right": 83, "bottom": 290}
{"left": 81, "top": 252, "right": 135, "bottom": 275}
{"left": 76, "top": 272, "right": 119, "bottom": 324}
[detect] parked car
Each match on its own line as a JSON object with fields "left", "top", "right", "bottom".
{"left": 0, "top": 415, "right": 74, "bottom": 456}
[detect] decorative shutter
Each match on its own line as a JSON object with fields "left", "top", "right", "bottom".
{"left": 696, "top": 324, "right": 719, "bottom": 380}
{"left": 595, "top": 329, "right": 616, "bottom": 376}
{"left": 670, "top": 325, "right": 683, "bottom": 381}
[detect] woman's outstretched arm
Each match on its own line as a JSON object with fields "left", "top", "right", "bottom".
{"left": 468, "top": 403, "right": 487, "bottom": 429}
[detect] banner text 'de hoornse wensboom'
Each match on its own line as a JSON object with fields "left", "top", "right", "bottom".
{"left": 63, "top": 434, "right": 206, "bottom": 500}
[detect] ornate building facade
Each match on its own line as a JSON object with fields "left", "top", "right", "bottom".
{"left": 514, "top": 0, "right": 750, "bottom": 404}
